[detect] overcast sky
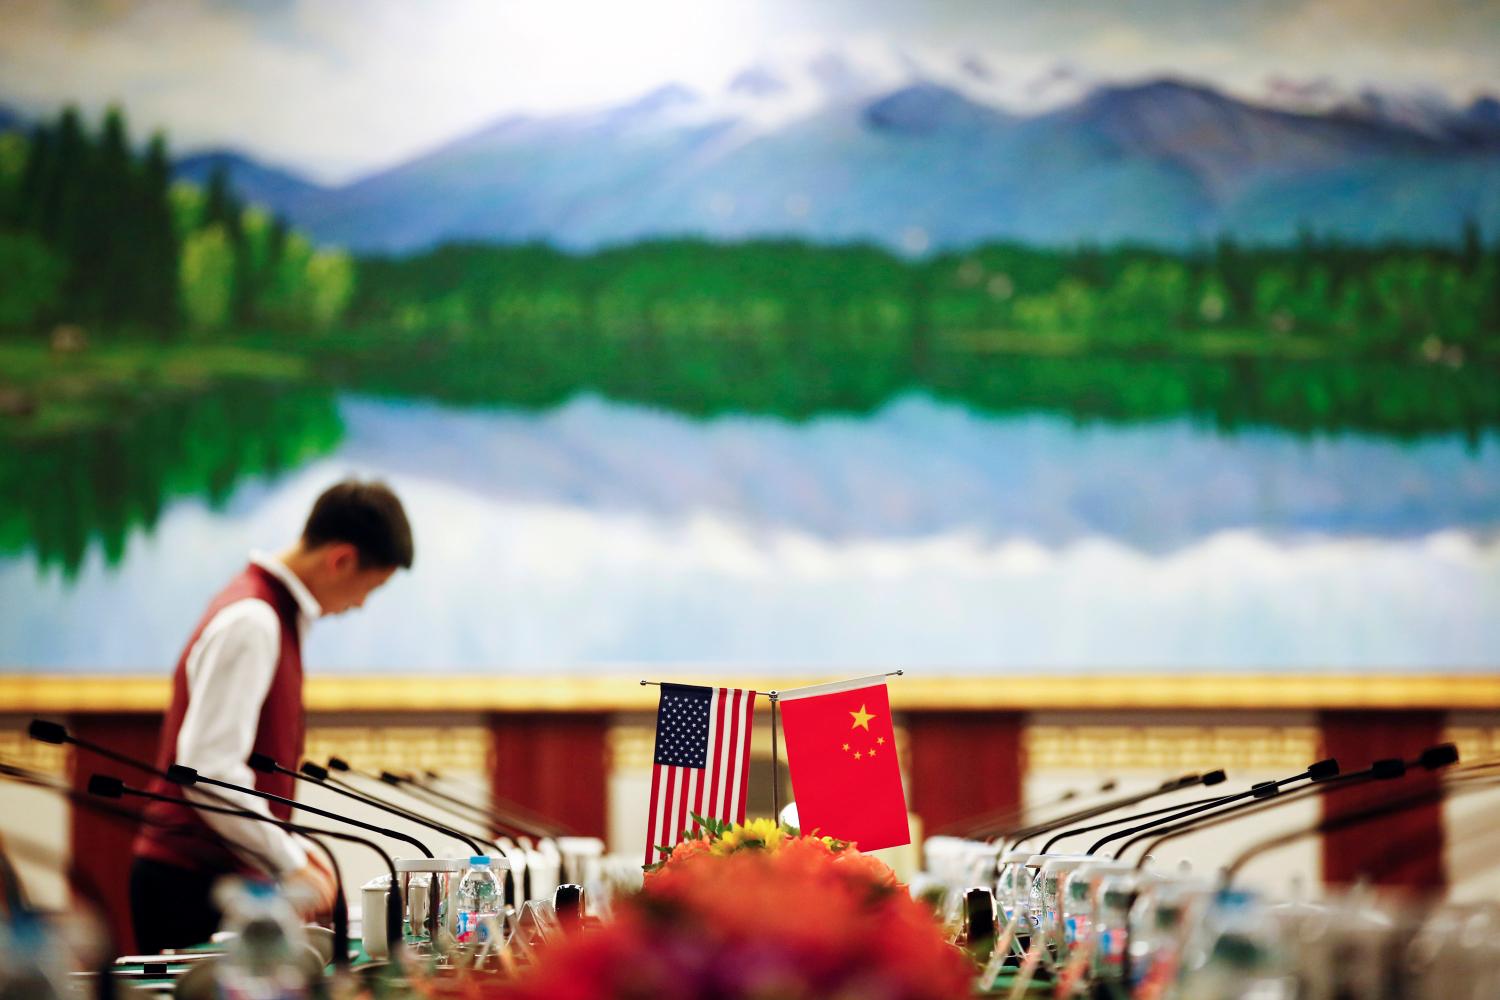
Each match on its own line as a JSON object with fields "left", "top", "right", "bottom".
{"left": 3, "top": 0, "right": 1497, "bottom": 182}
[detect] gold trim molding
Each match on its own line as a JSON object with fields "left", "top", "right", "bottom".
{"left": 0, "top": 673, "right": 1497, "bottom": 714}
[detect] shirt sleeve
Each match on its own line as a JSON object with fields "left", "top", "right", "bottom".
{"left": 175, "top": 598, "right": 308, "bottom": 876}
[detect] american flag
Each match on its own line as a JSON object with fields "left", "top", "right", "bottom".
{"left": 644, "top": 683, "right": 757, "bottom": 866}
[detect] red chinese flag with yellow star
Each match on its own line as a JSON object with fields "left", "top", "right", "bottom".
{"left": 778, "top": 676, "right": 910, "bottom": 851}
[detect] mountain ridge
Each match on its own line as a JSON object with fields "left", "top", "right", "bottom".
{"left": 163, "top": 74, "right": 1500, "bottom": 254}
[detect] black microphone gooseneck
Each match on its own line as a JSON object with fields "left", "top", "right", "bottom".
{"left": 334, "top": 757, "right": 549, "bottom": 841}
{"left": 1124, "top": 744, "right": 1459, "bottom": 867}
{"left": 318, "top": 758, "right": 528, "bottom": 905}
{"left": 248, "top": 754, "right": 486, "bottom": 856}
{"left": 382, "top": 771, "right": 535, "bottom": 840}
{"left": 1040, "top": 792, "right": 1243, "bottom": 854}
{"left": 0, "top": 758, "right": 263, "bottom": 1000}
{"left": 30, "top": 719, "right": 438, "bottom": 866}
{"left": 416, "top": 769, "right": 569, "bottom": 839}
{"left": 88, "top": 774, "right": 404, "bottom": 957}
{"left": 164, "top": 763, "right": 435, "bottom": 860}
{"left": 1004, "top": 771, "right": 1223, "bottom": 850}
{"left": 1084, "top": 759, "right": 1339, "bottom": 856}
{"left": 25, "top": 719, "right": 325, "bottom": 846}
{"left": 1223, "top": 770, "right": 1500, "bottom": 884}
{"left": 961, "top": 780, "right": 1120, "bottom": 840}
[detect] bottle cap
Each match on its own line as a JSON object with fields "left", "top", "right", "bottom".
{"left": 470, "top": 855, "right": 491, "bottom": 866}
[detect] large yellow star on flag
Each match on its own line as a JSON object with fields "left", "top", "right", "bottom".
{"left": 849, "top": 704, "right": 876, "bottom": 730}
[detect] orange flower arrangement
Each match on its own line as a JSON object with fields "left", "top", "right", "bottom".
{"left": 501, "top": 819, "right": 971, "bottom": 1000}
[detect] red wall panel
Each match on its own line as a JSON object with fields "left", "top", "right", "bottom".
{"left": 68, "top": 712, "right": 163, "bottom": 954}
{"left": 907, "top": 711, "right": 1025, "bottom": 837}
{"left": 488, "top": 713, "right": 609, "bottom": 839}
{"left": 1318, "top": 710, "right": 1447, "bottom": 889}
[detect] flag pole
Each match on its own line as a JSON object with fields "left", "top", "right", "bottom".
{"left": 770, "top": 690, "right": 780, "bottom": 820}
{"left": 636, "top": 672, "right": 904, "bottom": 695}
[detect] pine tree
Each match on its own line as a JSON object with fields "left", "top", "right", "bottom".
{"left": 88, "top": 106, "right": 134, "bottom": 323}
{"left": 139, "top": 133, "right": 179, "bottom": 331}
{"left": 200, "top": 162, "right": 253, "bottom": 324}
{"left": 50, "top": 107, "right": 92, "bottom": 321}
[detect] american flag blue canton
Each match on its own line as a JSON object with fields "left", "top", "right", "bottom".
{"left": 653, "top": 683, "right": 712, "bottom": 767}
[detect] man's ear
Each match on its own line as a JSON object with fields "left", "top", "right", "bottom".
{"left": 326, "top": 542, "right": 360, "bottom": 575}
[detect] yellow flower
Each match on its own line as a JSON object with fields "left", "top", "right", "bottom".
{"left": 709, "top": 817, "right": 788, "bottom": 855}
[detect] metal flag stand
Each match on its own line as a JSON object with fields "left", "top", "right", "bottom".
{"left": 639, "top": 671, "right": 905, "bottom": 826}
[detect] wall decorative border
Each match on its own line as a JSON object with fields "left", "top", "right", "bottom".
{"left": 1, "top": 674, "right": 1498, "bottom": 713}
{"left": 1025, "top": 724, "right": 1321, "bottom": 771}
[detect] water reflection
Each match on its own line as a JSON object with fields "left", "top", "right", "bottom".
{"left": 0, "top": 384, "right": 342, "bottom": 577}
{"left": 1, "top": 392, "right": 1497, "bottom": 672}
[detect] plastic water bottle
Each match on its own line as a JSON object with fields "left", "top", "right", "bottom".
{"left": 455, "top": 856, "right": 502, "bottom": 946}
{"left": 213, "top": 879, "right": 309, "bottom": 999}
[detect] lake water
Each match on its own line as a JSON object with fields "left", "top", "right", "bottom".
{"left": 3, "top": 392, "right": 1498, "bottom": 673}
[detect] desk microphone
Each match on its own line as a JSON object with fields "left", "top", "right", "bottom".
{"left": 1224, "top": 770, "right": 1500, "bottom": 884}
{"left": 332, "top": 757, "right": 547, "bottom": 841}
{"left": 379, "top": 771, "right": 535, "bottom": 841}
{"left": 319, "top": 761, "right": 524, "bottom": 904}
{"left": 26, "top": 718, "right": 332, "bottom": 843}
{"left": 163, "top": 763, "right": 435, "bottom": 860}
{"left": 4, "top": 758, "right": 313, "bottom": 995}
{"left": 1122, "top": 744, "right": 1459, "bottom": 866}
{"left": 88, "top": 773, "right": 396, "bottom": 962}
{"left": 1005, "top": 771, "right": 1225, "bottom": 850}
{"left": 246, "top": 754, "right": 486, "bottom": 856}
{"left": 1083, "top": 759, "right": 1339, "bottom": 855}
{"left": 959, "top": 780, "right": 1119, "bottom": 840}
{"left": 416, "top": 769, "right": 568, "bottom": 838}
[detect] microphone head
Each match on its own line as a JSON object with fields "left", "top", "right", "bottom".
{"left": 424, "top": 770, "right": 441, "bottom": 780}
{"left": 166, "top": 764, "right": 199, "bottom": 785}
{"left": 1419, "top": 743, "right": 1459, "bottom": 770}
{"left": 1251, "top": 781, "right": 1279, "bottom": 800}
{"left": 1099, "top": 780, "right": 1118, "bottom": 793}
{"left": 88, "top": 775, "right": 125, "bottom": 799}
{"left": 1161, "top": 773, "right": 1198, "bottom": 789}
{"left": 1201, "top": 770, "right": 1227, "bottom": 787}
{"left": 327, "top": 756, "right": 351, "bottom": 772}
{"left": 1371, "top": 758, "right": 1406, "bottom": 780}
{"left": 300, "top": 761, "right": 329, "bottom": 781}
{"left": 1307, "top": 759, "right": 1340, "bottom": 781}
{"left": 247, "top": 752, "right": 277, "bottom": 774}
{"left": 28, "top": 719, "right": 68, "bottom": 745}
{"left": 380, "top": 771, "right": 403, "bottom": 786}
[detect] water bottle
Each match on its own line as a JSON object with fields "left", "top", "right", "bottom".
{"left": 213, "top": 878, "right": 310, "bottom": 999}
{"left": 455, "top": 855, "right": 502, "bottom": 946}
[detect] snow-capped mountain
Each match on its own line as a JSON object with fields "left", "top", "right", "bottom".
{"left": 176, "top": 53, "right": 1500, "bottom": 254}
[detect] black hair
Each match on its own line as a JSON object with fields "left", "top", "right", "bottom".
{"left": 302, "top": 479, "right": 414, "bottom": 570}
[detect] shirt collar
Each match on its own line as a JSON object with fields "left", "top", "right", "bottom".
{"left": 250, "top": 550, "right": 323, "bottom": 622}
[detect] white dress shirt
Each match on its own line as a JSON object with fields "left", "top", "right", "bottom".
{"left": 175, "top": 551, "right": 321, "bottom": 875}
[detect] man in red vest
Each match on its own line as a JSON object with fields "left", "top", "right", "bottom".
{"left": 129, "top": 479, "right": 413, "bottom": 952}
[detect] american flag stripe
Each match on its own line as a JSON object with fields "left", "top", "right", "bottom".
{"left": 644, "top": 684, "right": 756, "bottom": 866}
{"left": 706, "top": 688, "right": 728, "bottom": 819}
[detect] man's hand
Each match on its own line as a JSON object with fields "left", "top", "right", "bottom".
{"left": 283, "top": 856, "right": 339, "bottom": 922}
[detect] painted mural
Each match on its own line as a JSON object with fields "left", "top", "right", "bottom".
{"left": 1, "top": 1, "right": 1497, "bottom": 674}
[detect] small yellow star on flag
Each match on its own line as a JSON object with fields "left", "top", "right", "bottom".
{"left": 869, "top": 748, "right": 878, "bottom": 756}
{"left": 849, "top": 704, "right": 876, "bottom": 730}
{"left": 876, "top": 736, "right": 886, "bottom": 745}
{"left": 854, "top": 751, "right": 863, "bottom": 759}
{"left": 842, "top": 743, "right": 850, "bottom": 751}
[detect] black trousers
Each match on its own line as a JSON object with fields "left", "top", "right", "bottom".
{"left": 129, "top": 857, "right": 224, "bottom": 954}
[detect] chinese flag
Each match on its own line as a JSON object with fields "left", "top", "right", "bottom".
{"left": 779, "top": 676, "right": 911, "bottom": 851}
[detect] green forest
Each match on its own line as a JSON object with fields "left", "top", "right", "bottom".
{"left": 2, "top": 104, "right": 1500, "bottom": 443}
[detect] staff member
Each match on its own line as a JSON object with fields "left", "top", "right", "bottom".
{"left": 129, "top": 479, "right": 413, "bottom": 952}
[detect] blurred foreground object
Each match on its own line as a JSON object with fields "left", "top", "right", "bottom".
{"left": 510, "top": 818, "right": 969, "bottom": 1000}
